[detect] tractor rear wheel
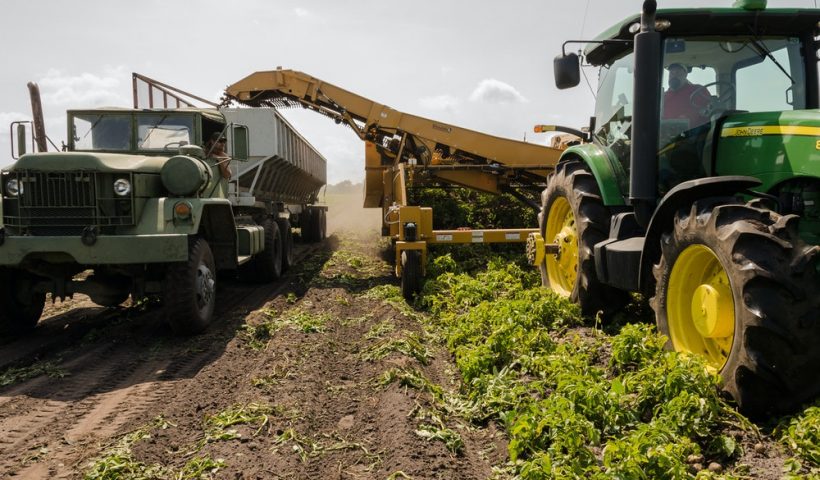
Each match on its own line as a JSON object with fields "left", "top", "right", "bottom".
{"left": 652, "top": 200, "right": 820, "bottom": 415}
{"left": 0, "top": 268, "right": 45, "bottom": 335}
{"left": 539, "top": 159, "right": 628, "bottom": 316}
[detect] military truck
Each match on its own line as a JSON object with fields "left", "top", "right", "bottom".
{"left": 1, "top": 100, "right": 327, "bottom": 335}
{"left": 530, "top": 0, "right": 820, "bottom": 414}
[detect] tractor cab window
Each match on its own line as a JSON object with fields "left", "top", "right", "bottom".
{"left": 593, "top": 50, "right": 635, "bottom": 177}
{"left": 137, "top": 114, "right": 195, "bottom": 151}
{"left": 72, "top": 114, "right": 132, "bottom": 151}
{"left": 658, "top": 36, "right": 806, "bottom": 191}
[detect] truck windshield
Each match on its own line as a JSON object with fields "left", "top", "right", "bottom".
{"left": 72, "top": 114, "right": 132, "bottom": 151}
{"left": 137, "top": 114, "right": 195, "bottom": 151}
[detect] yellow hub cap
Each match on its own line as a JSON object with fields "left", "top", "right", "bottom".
{"left": 667, "top": 244, "right": 735, "bottom": 370}
{"left": 545, "top": 197, "right": 578, "bottom": 297}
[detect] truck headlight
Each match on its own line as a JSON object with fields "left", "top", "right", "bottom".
{"left": 113, "top": 178, "right": 131, "bottom": 196}
{"left": 5, "top": 178, "right": 22, "bottom": 196}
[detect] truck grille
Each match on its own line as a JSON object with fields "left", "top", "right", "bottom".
{"left": 2, "top": 170, "right": 135, "bottom": 235}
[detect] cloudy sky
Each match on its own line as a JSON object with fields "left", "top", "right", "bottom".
{"left": 1, "top": 0, "right": 816, "bottom": 183}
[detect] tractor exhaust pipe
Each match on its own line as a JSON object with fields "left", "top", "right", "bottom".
{"left": 27, "top": 82, "right": 48, "bottom": 153}
{"left": 629, "top": 0, "right": 661, "bottom": 228}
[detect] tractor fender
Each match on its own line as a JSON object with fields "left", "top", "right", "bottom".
{"left": 561, "top": 144, "right": 627, "bottom": 207}
{"left": 638, "top": 175, "right": 761, "bottom": 291}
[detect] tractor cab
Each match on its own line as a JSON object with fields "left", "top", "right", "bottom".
{"left": 544, "top": 0, "right": 820, "bottom": 415}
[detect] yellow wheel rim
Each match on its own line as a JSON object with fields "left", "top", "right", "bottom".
{"left": 545, "top": 197, "right": 578, "bottom": 297}
{"left": 667, "top": 244, "right": 735, "bottom": 371}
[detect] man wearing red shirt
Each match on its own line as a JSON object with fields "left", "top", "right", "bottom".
{"left": 662, "top": 63, "right": 712, "bottom": 128}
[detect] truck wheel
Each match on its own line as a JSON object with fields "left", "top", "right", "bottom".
{"left": 0, "top": 268, "right": 46, "bottom": 335}
{"left": 277, "top": 218, "right": 294, "bottom": 272}
{"left": 242, "top": 219, "right": 283, "bottom": 282}
{"left": 401, "top": 250, "right": 422, "bottom": 302}
{"left": 539, "top": 159, "right": 628, "bottom": 316}
{"left": 308, "top": 207, "right": 324, "bottom": 243}
{"left": 652, "top": 200, "right": 820, "bottom": 415}
{"left": 300, "top": 209, "right": 314, "bottom": 243}
{"left": 164, "top": 238, "right": 217, "bottom": 335}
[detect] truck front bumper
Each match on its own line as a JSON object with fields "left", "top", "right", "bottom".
{"left": 0, "top": 233, "right": 189, "bottom": 265}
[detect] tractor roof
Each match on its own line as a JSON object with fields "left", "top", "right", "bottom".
{"left": 585, "top": 7, "right": 820, "bottom": 65}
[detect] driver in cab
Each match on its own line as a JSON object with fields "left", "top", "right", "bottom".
{"left": 662, "top": 63, "right": 712, "bottom": 128}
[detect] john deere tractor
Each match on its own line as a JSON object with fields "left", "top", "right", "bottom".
{"left": 531, "top": 0, "right": 820, "bottom": 414}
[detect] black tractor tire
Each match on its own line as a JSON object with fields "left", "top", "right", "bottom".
{"left": 164, "top": 238, "right": 217, "bottom": 335}
{"left": 277, "top": 218, "right": 294, "bottom": 272}
{"left": 652, "top": 200, "right": 820, "bottom": 415}
{"left": 241, "top": 218, "right": 283, "bottom": 282}
{"left": 0, "top": 268, "right": 46, "bottom": 336}
{"left": 401, "top": 250, "right": 423, "bottom": 302}
{"left": 538, "top": 159, "right": 629, "bottom": 317}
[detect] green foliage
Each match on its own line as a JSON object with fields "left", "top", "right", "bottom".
{"left": 407, "top": 188, "right": 536, "bottom": 230}
{"left": 780, "top": 404, "right": 820, "bottom": 477}
{"left": 419, "top": 253, "right": 751, "bottom": 479}
{"left": 0, "top": 360, "right": 68, "bottom": 387}
{"left": 359, "top": 333, "right": 431, "bottom": 365}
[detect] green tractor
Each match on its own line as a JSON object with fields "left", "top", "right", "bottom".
{"left": 531, "top": 0, "right": 820, "bottom": 415}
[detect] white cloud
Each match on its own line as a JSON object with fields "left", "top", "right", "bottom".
{"left": 418, "top": 94, "right": 459, "bottom": 112}
{"left": 469, "top": 78, "right": 528, "bottom": 104}
{"left": 37, "top": 66, "right": 129, "bottom": 107}
{"left": 293, "top": 7, "right": 310, "bottom": 17}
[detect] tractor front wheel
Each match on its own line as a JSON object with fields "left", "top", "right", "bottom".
{"left": 539, "top": 159, "right": 628, "bottom": 316}
{"left": 652, "top": 200, "right": 820, "bottom": 415}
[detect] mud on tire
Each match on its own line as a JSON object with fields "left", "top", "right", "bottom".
{"left": 652, "top": 199, "right": 820, "bottom": 415}
{"left": 539, "top": 159, "right": 629, "bottom": 316}
{"left": 164, "top": 237, "right": 217, "bottom": 335}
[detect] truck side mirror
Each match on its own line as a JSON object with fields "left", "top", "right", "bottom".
{"left": 554, "top": 53, "right": 581, "bottom": 90}
{"left": 16, "top": 123, "right": 27, "bottom": 157}
{"left": 231, "top": 124, "right": 249, "bottom": 160}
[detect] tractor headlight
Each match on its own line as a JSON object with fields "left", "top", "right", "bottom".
{"left": 5, "top": 178, "right": 21, "bottom": 197}
{"left": 113, "top": 178, "right": 131, "bottom": 196}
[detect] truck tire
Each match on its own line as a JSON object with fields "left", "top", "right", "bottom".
{"left": 277, "top": 218, "right": 294, "bottom": 272}
{"left": 320, "top": 208, "right": 327, "bottom": 240}
{"left": 242, "top": 218, "right": 283, "bottom": 282}
{"left": 539, "top": 159, "right": 628, "bottom": 316}
{"left": 307, "top": 207, "right": 325, "bottom": 243}
{"left": 401, "top": 250, "right": 422, "bottom": 302}
{"left": 652, "top": 200, "right": 820, "bottom": 415}
{"left": 0, "top": 268, "right": 46, "bottom": 335}
{"left": 164, "top": 238, "right": 217, "bottom": 335}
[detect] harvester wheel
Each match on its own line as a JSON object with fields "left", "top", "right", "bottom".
{"left": 401, "top": 250, "right": 422, "bottom": 302}
{"left": 0, "top": 268, "right": 45, "bottom": 335}
{"left": 277, "top": 218, "right": 294, "bottom": 272}
{"left": 652, "top": 200, "right": 820, "bottom": 415}
{"left": 164, "top": 238, "right": 217, "bottom": 335}
{"left": 242, "top": 219, "right": 283, "bottom": 282}
{"left": 539, "top": 159, "right": 628, "bottom": 316}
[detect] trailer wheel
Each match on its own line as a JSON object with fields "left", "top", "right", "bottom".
{"left": 0, "top": 268, "right": 45, "bottom": 335}
{"left": 242, "top": 219, "right": 283, "bottom": 282}
{"left": 307, "top": 207, "right": 325, "bottom": 243}
{"left": 401, "top": 250, "right": 422, "bottom": 302}
{"left": 319, "top": 208, "right": 327, "bottom": 240}
{"left": 539, "top": 159, "right": 628, "bottom": 316}
{"left": 164, "top": 238, "right": 217, "bottom": 335}
{"left": 652, "top": 200, "right": 820, "bottom": 415}
{"left": 277, "top": 218, "right": 294, "bottom": 272}
{"left": 300, "top": 210, "right": 314, "bottom": 243}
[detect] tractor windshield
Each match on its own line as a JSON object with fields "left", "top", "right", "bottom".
{"left": 658, "top": 36, "right": 806, "bottom": 189}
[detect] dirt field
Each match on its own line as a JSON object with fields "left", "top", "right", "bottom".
{"left": 0, "top": 194, "right": 503, "bottom": 479}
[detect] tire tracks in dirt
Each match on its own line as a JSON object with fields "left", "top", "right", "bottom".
{"left": 0, "top": 243, "right": 321, "bottom": 478}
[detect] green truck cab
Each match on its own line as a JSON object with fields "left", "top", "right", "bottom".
{"left": 1, "top": 106, "right": 327, "bottom": 335}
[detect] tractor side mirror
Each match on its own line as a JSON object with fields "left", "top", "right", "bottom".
{"left": 554, "top": 53, "right": 581, "bottom": 90}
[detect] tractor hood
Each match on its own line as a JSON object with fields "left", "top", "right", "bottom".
{"left": 5, "top": 152, "right": 168, "bottom": 173}
{"left": 716, "top": 109, "right": 820, "bottom": 184}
